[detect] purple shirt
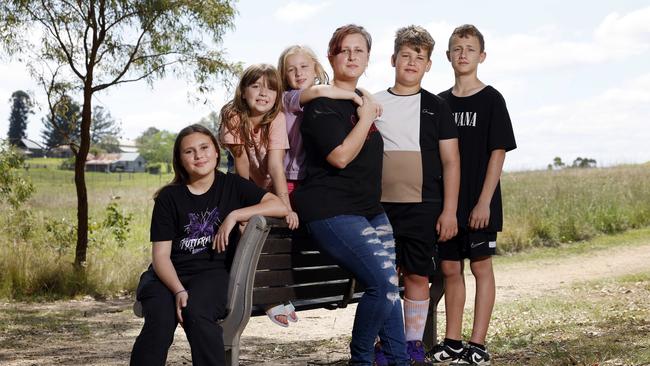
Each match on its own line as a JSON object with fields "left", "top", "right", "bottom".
{"left": 283, "top": 90, "right": 306, "bottom": 180}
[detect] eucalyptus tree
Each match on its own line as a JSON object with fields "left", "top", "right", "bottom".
{"left": 0, "top": 0, "right": 239, "bottom": 271}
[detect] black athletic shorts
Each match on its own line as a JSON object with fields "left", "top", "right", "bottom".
{"left": 382, "top": 202, "right": 441, "bottom": 276}
{"left": 437, "top": 228, "right": 497, "bottom": 261}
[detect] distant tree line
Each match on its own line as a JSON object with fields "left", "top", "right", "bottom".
{"left": 548, "top": 156, "right": 597, "bottom": 170}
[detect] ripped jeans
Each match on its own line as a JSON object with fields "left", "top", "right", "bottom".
{"left": 308, "top": 213, "right": 409, "bottom": 366}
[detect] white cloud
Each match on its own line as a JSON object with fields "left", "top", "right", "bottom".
{"left": 509, "top": 72, "right": 650, "bottom": 170}
{"left": 485, "top": 6, "right": 650, "bottom": 73}
{"left": 273, "top": 1, "right": 331, "bottom": 23}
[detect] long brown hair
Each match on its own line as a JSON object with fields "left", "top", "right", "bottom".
{"left": 154, "top": 124, "right": 221, "bottom": 198}
{"left": 219, "top": 63, "right": 282, "bottom": 149}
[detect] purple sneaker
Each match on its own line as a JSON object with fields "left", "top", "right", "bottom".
{"left": 374, "top": 341, "right": 389, "bottom": 366}
{"left": 407, "top": 340, "right": 432, "bottom": 365}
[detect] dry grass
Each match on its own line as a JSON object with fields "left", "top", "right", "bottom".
{"left": 500, "top": 165, "right": 650, "bottom": 252}
{"left": 488, "top": 272, "right": 650, "bottom": 365}
{"left": 2, "top": 164, "right": 650, "bottom": 299}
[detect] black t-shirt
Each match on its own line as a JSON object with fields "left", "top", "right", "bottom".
{"left": 150, "top": 172, "right": 266, "bottom": 275}
{"left": 438, "top": 86, "right": 516, "bottom": 231}
{"left": 292, "top": 97, "right": 384, "bottom": 222}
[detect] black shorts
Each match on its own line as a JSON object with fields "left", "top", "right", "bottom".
{"left": 383, "top": 202, "right": 441, "bottom": 276}
{"left": 437, "top": 229, "right": 497, "bottom": 261}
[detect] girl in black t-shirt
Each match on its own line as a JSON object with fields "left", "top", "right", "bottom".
{"left": 292, "top": 25, "right": 410, "bottom": 365}
{"left": 130, "top": 124, "right": 287, "bottom": 366}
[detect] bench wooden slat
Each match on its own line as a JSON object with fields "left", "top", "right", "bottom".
{"left": 256, "top": 253, "right": 338, "bottom": 270}
{"left": 253, "top": 267, "right": 350, "bottom": 287}
{"left": 260, "top": 238, "right": 293, "bottom": 253}
{"left": 261, "top": 237, "right": 320, "bottom": 253}
{"left": 252, "top": 281, "right": 356, "bottom": 305}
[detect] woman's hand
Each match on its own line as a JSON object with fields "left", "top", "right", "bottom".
{"left": 175, "top": 289, "right": 188, "bottom": 324}
{"left": 285, "top": 211, "right": 299, "bottom": 230}
{"left": 357, "top": 95, "right": 381, "bottom": 122}
{"left": 213, "top": 213, "right": 237, "bottom": 253}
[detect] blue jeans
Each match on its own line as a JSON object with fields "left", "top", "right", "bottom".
{"left": 308, "top": 213, "right": 409, "bottom": 366}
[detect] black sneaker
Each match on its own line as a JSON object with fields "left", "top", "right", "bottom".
{"left": 426, "top": 342, "right": 464, "bottom": 364}
{"left": 451, "top": 345, "right": 490, "bottom": 365}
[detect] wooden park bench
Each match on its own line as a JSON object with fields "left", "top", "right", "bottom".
{"left": 135, "top": 215, "right": 444, "bottom": 365}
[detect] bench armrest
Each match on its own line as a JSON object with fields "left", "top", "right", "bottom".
{"left": 221, "top": 215, "right": 286, "bottom": 350}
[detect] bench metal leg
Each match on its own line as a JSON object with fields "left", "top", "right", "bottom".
{"left": 423, "top": 269, "right": 445, "bottom": 349}
{"left": 225, "top": 344, "right": 239, "bottom": 366}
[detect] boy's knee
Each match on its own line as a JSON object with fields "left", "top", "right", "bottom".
{"left": 404, "top": 273, "right": 429, "bottom": 288}
{"left": 441, "top": 261, "right": 462, "bottom": 278}
{"left": 470, "top": 257, "right": 493, "bottom": 276}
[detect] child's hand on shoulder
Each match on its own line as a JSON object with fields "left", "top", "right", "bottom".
{"left": 357, "top": 95, "right": 382, "bottom": 121}
{"left": 350, "top": 92, "right": 363, "bottom": 106}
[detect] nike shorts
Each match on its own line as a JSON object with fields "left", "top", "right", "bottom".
{"left": 437, "top": 229, "right": 497, "bottom": 261}
{"left": 382, "top": 202, "right": 440, "bottom": 276}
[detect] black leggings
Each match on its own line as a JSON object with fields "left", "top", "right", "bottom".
{"left": 130, "top": 267, "right": 228, "bottom": 366}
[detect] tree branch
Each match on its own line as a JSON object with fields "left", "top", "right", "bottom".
{"left": 105, "top": 10, "right": 140, "bottom": 32}
{"left": 92, "top": 59, "right": 182, "bottom": 92}
{"left": 59, "top": 0, "right": 85, "bottom": 19}
{"left": 93, "top": 14, "right": 160, "bottom": 90}
{"left": 37, "top": 0, "right": 85, "bottom": 80}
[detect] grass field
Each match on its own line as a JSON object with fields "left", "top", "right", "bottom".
{"left": 490, "top": 271, "right": 650, "bottom": 366}
{"left": 1, "top": 163, "right": 649, "bottom": 299}
{"left": 500, "top": 164, "right": 650, "bottom": 252}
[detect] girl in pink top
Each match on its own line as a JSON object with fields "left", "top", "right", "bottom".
{"left": 219, "top": 64, "right": 298, "bottom": 230}
{"left": 277, "top": 45, "right": 363, "bottom": 193}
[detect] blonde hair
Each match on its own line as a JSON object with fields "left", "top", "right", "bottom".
{"left": 277, "top": 45, "right": 329, "bottom": 92}
{"left": 219, "top": 63, "right": 282, "bottom": 149}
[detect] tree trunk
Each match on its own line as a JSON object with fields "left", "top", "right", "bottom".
{"left": 73, "top": 86, "right": 93, "bottom": 270}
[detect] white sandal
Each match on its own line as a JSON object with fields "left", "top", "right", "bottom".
{"left": 266, "top": 304, "right": 289, "bottom": 327}
{"left": 284, "top": 301, "right": 298, "bottom": 323}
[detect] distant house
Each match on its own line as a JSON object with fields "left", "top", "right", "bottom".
{"left": 48, "top": 145, "right": 74, "bottom": 158}
{"left": 111, "top": 152, "right": 146, "bottom": 172}
{"left": 85, "top": 152, "right": 146, "bottom": 173}
{"left": 16, "top": 139, "right": 45, "bottom": 157}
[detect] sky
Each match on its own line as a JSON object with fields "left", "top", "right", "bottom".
{"left": 1, "top": 0, "right": 649, "bottom": 171}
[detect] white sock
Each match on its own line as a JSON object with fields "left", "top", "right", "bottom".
{"left": 403, "top": 297, "right": 429, "bottom": 342}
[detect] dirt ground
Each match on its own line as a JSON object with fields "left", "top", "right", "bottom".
{"left": 1, "top": 241, "right": 649, "bottom": 365}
